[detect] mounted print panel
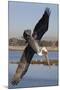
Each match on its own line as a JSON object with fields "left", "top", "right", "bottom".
{"left": 8, "top": 1, "right": 59, "bottom": 89}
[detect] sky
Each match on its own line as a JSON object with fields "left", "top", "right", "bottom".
{"left": 8, "top": 1, "right": 59, "bottom": 41}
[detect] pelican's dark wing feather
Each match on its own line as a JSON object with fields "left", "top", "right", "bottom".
{"left": 12, "top": 45, "right": 35, "bottom": 85}
{"left": 32, "top": 8, "right": 50, "bottom": 40}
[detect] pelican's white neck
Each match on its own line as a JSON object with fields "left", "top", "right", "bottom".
{"left": 37, "top": 51, "right": 43, "bottom": 56}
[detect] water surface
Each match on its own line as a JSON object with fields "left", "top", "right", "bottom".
{"left": 8, "top": 64, "right": 58, "bottom": 89}
{"left": 9, "top": 50, "right": 58, "bottom": 61}
{"left": 8, "top": 51, "right": 58, "bottom": 89}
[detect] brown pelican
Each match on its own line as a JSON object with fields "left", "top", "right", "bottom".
{"left": 11, "top": 8, "right": 51, "bottom": 85}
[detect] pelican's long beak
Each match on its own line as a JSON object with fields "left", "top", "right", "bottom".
{"left": 45, "top": 54, "right": 50, "bottom": 68}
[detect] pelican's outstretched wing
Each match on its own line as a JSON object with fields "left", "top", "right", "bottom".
{"left": 12, "top": 45, "right": 35, "bottom": 85}
{"left": 32, "top": 8, "right": 50, "bottom": 40}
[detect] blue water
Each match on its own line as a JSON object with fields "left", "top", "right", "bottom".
{"left": 8, "top": 64, "right": 58, "bottom": 89}
{"left": 9, "top": 50, "right": 58, "bottom": 62}
{"left": 8, "top": 50, "right": 58, "bottom": 89}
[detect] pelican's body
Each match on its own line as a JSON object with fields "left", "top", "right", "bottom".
{"left": 23, "top": 30, "right": 48, "bottom": 56}
{"left": 23, "top": 30, "right": 50, "bottom": 67}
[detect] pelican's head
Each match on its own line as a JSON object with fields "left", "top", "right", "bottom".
{"left": 38, "top": 47, "right": 48, "bottom": 56}
{"left": 41, "top": 47, "right": 48, "bottom": 55}
{"left": 38, "top": 47, "right": 50, "bottom": 68}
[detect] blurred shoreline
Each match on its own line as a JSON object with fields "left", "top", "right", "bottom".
{"left": 9, "top": 60, "right": 58, "bottom": 65}
{"left": 9, "top": 46, "right": 58, "bottom": 52}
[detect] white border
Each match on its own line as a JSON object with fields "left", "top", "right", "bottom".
{"left": 9, "top": 0, "right": 59, "bottom": 4}
{"left": 0, "top": 0, "right": 8, "bottom": 87}
{"left": 0, "top": 0, "right": 60, "bottom": 90}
